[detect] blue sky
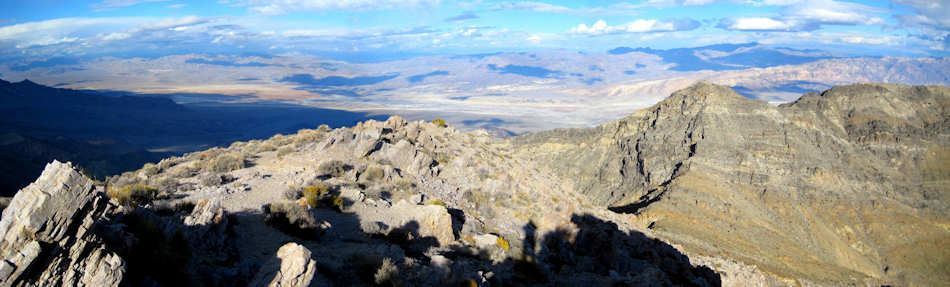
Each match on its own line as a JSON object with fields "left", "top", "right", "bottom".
{"left": 0, "top": 0, "right": 948, "bottom": 61}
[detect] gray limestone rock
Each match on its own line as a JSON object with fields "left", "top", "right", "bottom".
{"left": 0, "top": 160, "right": 124, "bottom": 287}
{"left": 250, "top": 242, "right": 317, "bottom": 287}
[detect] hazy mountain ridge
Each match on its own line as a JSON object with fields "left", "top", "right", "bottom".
{"left": 5, "top": 44, "right": 947, "bottom": 133}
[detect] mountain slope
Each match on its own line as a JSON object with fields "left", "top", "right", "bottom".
{"left": 511, "top": 82, "right": 950, "bottom": 286}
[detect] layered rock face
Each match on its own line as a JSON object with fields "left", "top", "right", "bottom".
{"left": 0, "top": 160, "right": 124, "bottom": 286}
{"left": 513, "top": 82, "right": 950, "bottom": 286}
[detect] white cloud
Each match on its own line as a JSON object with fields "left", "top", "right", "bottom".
{"left": 840, "top": 36, "right": 892, "bottom": 45}
{"left": 526, "top": 34, "right": 541, "bottom": 44}
{"left": 492, "top": 1, "right": 571, "bottom": 12}
{"left": 570, "top": 19, "right": 699, "bottom": 35}
{"left": 718, "top": 0, "right": 884, "bottom": 32}
{"left": 225, "top": 0, "right": 441, "bottom": 15}
{"left": 718, "top": 17, "right": 792, "bottom": 31}
{"left": 487, "top": 1, "right": 642, "bottom": 16}
{"left": 92, "top": 0, "right": 170, "bottom": 11}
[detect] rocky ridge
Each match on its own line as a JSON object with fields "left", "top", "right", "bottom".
{"left": 512, "top": 82, "right": 950, "bottom": 286}
{"left": 0, "top": 114, "right": 726, "bottom": 286}
{"left": 0, "top": 82, "right": 945, "bottom": 286}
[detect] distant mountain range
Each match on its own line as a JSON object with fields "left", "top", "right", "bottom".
{"left": 608, "top": 43, "right": 834, "bottom": 71}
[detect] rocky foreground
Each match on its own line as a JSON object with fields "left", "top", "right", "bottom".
{"left": 0, "top": 82, "right": 947, "bottom": 286}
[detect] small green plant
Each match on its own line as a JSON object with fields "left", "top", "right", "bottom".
{"left": 431, "top": 118, "right": 447, "bottom": 128}
{"left": 302, "top": 184, "right": 329, "bottom": 208}
{"left": 496, "top": 235, "right": 510, "bottom": 251}
{"left": 207, "top": 153, "right": 244, "bottom": 173}
{"left": 108, "top": 184, "right": 158, "bottom": 206}
{"left": 427, "top": 199, "right": 446, "bottom": 207}
{"left": 332, "top": 195, "right": 345, "bottom": 211}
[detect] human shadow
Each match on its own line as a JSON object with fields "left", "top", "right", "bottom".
{"left": 497, "top": 213, "right": 721, "bottom": 286}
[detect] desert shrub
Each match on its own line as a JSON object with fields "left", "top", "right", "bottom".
{"left": 262, "top": 202, "right": 321, "bottom": 239}
{"left": 143, "top": 163, "right": 161, "bottom": 176}
{"left": 157, "top": 158, "right": 181, "bottom": 172}
{"left": 169, "top": 164, "right": 197, "bottom": 178}
{"left": 317, "top": 160, "right": 347, "bottom": 178}
{"left": 108, "top": 184, "right": 158, "bottom": 206}
{"left": 294, "top": 129, "right": 323, "bottom": 146}
{"left": 276, "top": 145, "right": 295, "bottom": 159}
{"left": 267, "top": 134, "right": 294, "bottom": 147}
{"left": 155, "top": 177, "right": 179, "bottom": 193}
{"left": 283, "top": 185, "right": 301, "bottom": 200}
{"left": 0, "top": 197, "right": 11, "bottom": 214}
{"left": 302, "top": 184, "right": 329, "bottom": 208}
{"left": 229, "top": 141, "right": 247, "bottom": 149}
{"left": 331, "top": 196, "right": 344, "bottom": 211}
{"left": 255, "top": 143, "right": 277, "bottom": 154}
{"left": 496, "top": 235, "right": 510, "bottom": 251}
{"left": 427, "top": 199, "right": 446, "bottom": 207}
{"left": 374, "top": 257, "right": 399, "bottom": 285}
{"left": 431, "top": 118, "right": 447, "bottom": 128}
{"left": 359, "top": 165, "right": 385, "bottom": 183}
{"left": 207, "top": 153, "right": 244, "bottom": 173}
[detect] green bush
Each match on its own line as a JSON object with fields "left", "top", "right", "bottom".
{"left": 262, "top": 202, "right": 321, "bottom": 239}
{"left": 207, "top": 153, "right": 244, "bottom": 173}
{"left": 302, "top": 184, "right": 328, "bottom": 208}
{"left": 431, "top": 118, "right": 447, "bottom": 128}
{"left": 108, "top": 184, "right": 158, "bottom": 206}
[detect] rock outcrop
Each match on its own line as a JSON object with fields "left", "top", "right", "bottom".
{"left": 250, "top": 242, "right": 317, "bottom": 287}
{"left": 0, "top": 160, "right": 124, "bottom": 286}
{"left": 513, "top": 82, "right": 950, "bottom": 286}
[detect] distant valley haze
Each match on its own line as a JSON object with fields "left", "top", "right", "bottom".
{"left": 2, "top": 0, "right": 949, "bottom": 193}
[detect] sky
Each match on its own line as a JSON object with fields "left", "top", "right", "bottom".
{"left": 0, "top": 0, "right": 948, "bottom": 62}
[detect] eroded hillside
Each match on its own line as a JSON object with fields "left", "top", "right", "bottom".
{"left": 511, "top": 82, "right": 950, "bottom": 286}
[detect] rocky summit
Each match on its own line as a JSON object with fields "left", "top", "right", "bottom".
{"left": 0, "top": 82, "right": 947, "bottom": 286}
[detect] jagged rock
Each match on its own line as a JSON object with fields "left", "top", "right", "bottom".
{"left": 182, "top": 199, "right": 232, "bottom": 263}
{"left": 184, "top": 199, "right": 227, "bottom": 226}
{"left": 0, "top": 160, "right": 124, "bottom": 286}
{"left": 250, "top": 242, "right": 317, "bottom": 287}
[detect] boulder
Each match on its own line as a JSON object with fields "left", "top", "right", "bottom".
{"left": 356, "top": 200, "right": 455, "bottom": 246}
{"left": 0, "top": 160, "right": 124, "bottom": 287}
{"left": 250, "top": 242, "right": 317, "bottom": 287}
